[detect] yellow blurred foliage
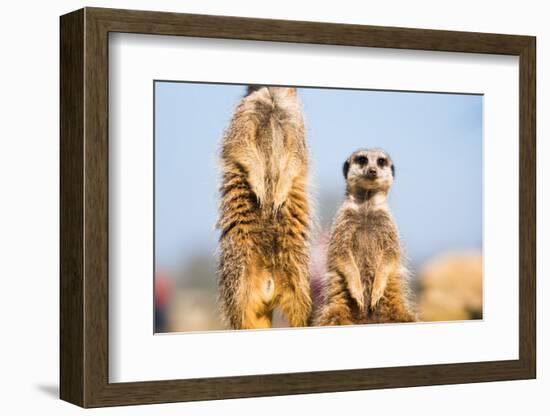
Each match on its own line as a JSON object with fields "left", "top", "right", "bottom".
{"left": 168, "top": 289, "right": 225, "bottom": 332}
{"left": 417, "top": 251, "right": 482, "bottom": 322}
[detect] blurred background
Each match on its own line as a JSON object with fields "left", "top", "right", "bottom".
{"left": 154, "top": 82, "right": 483, "bottom": 332}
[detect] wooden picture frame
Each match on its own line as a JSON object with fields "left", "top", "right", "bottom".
{"left": 60, "top": 7, "right": 536, "bottom": 408}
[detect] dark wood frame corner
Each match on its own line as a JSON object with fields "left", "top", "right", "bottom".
{"left": 60, "top": 7, "right": 536, "bottom": 408}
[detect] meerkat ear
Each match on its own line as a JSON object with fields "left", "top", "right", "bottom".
{"left": 246, "top": 85, "right": 263, "bottom": 96}
{"left": 343, "top": 160, "right": 350, "bottom": 179}
{"left": 391, "top": 164, "right": 395, "bottom": 178}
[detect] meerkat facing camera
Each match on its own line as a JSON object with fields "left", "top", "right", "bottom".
{"left": 315, "top": 148, "right": 416, "bottom": 326}
{"left": 217, "top": 86, "right": 312, "bottom": 330}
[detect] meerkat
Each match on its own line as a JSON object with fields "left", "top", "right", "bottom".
{"left": 315, "top": 148, "right": 416, "bottom": 326}
{"left": 217, "top": 86, "right": 312, "bottom": 330}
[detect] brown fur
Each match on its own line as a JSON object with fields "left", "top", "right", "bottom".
{"left": 217, "top": 86, "right": 312, "bottom": 329}
{"left": 315, "top": 149, "right": 416, "bottom": 326}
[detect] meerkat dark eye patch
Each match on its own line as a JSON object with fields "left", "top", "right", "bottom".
{"left": 355, "top": 155, "right": 368, "bottom": 165}
{"left": 377, "top": 157, "right": 387, "bottom": 167}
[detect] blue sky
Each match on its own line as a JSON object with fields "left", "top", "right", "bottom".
{"left": 155, "top": 82, "right": 482, "bottom": 273}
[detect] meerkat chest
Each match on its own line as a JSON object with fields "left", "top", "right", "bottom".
{"left": 351, "top": 209, "right": 397, "bottom": 269}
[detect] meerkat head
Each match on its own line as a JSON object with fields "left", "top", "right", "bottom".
{"left": 343, "top": 148, "right": 395, "bottom": 195}
{"left": 246, "top": 85, "right": 297, "bottom": 98}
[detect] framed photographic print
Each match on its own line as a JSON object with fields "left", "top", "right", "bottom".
{"left": 60, "top": 7, "right": 536, "bottom": 408}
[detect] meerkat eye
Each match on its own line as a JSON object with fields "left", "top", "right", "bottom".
{"left": 355, "top": 155, "right": 368, "bottom": 165}
{"left": 377, "top": 157, "right": 387, "bottom": 168}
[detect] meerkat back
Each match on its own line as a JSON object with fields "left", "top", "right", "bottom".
{"left": 217, "top": 87, "right": 312, "bottom": 329}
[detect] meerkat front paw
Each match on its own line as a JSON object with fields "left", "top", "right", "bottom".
{"left": 348, "top": 278, "right": 365, "bottom": 312}
{"left": 336, "top": 253, "right": 365, "bottom": 312}
{"left": 273, "top": 179, "right": 291, "bottom": 211}
{"left": 370, "top": 285, "right": 385, "bottom": 310}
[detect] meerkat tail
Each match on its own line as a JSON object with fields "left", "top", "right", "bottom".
{"left": 217, "top": 168, "right": 268, "bottom": 329}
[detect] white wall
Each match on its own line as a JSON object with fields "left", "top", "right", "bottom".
{"left": 0, "top": 1, "right": 545, "bottom": 414}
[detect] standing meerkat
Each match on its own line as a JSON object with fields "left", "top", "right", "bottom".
{"left": 315, "top": 149, "right": 416, "bottom": 326}
{"left": 217, "top": 86, "right": 312, "bottom": 329}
